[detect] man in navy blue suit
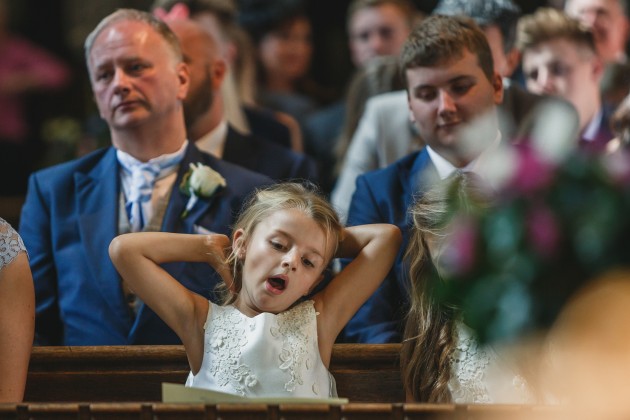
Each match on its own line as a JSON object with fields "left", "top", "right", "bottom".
{"left": 19, "top": 9, "right": 271, "bottom": 345}
{"left": 342, "top": 15, "right": 505, "bottom": 343}
{"left": 168, "top": 19, "right": 319, "bottom": 183}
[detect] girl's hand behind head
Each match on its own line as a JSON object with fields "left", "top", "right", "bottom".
{"left": 204, "top": 234, "right": 233, "bottom": 289}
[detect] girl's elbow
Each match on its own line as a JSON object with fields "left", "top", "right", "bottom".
{"left": 109, "top": 234, "right": 132, "bottom": 263}
{"left": 386, "top": 224, "right": 402, "bottom": 246}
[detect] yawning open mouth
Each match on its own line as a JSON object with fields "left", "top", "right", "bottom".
{"left": 268, "top": 276, "right": 286, "bottom": 291}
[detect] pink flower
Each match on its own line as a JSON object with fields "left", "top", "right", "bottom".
{"left": 153, "top": 3, "right": 190, "bottom": 22}
{"left": 509, "top": 145, "right": 556, "bottom": 195}
{"left": 526, "top": 203, "right": 560, "bottom": 257}
{"left": 441, "top": 215, "right": 478, "bottom": 276}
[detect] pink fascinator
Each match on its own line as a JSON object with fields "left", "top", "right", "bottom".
{"left": 153, "top": 2, "right": 190, "bottom": 21}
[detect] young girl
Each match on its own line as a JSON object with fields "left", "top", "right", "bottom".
{"left": 400, "top": 172, "right": 534, "bottom": 404}
{"left": 109, "top": 182, "right": 400, "bottom": 398}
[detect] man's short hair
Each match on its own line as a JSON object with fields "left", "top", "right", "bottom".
{"left": 84, "top": 9, "right": 183, "bottom": 66}
{"left": 433, "top": 0, "right": 522, "bottom": 53}
{"left": 400, "top": 14, "right": 495, "bottom": 83}
{"left": 516, "top": 8, "right": 596, "bottom": 56}
{"left": 346, "top": 0, "right": 417, "bottom": 32}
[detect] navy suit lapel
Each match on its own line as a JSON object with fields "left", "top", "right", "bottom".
{"left": 75, "top": 148, "right": 133, "bottom": 325}
{"left": 402, "top": 148, "right": 436, "bottom": 212}
{"left": 162, "top": 143, "right": 214, "bottom": 234}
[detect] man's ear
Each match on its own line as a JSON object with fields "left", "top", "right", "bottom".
{"left": 504, "top": 48, "right": 521, "bottom": 78}
{"left": 176, "top": 62, "right": 190, "bottom": 101}
{"left": 211, "top": 58, "right": 227, "bottom": 90}
{"left": 492, "top": 72, "right": 504, "bottom": 105}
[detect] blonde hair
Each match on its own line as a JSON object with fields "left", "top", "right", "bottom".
{"left": 401, "top": 172, "right": 491, "bottom": 402}
{"left": 219, "top": 182, "right": 342, "bottom": 304}
{"left": 516, "top": 8, "right": 596, "bottom": 56}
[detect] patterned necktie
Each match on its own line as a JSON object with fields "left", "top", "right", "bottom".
{"left": 117, "top": 148, "right": 185, "bottom": 232}
{"left": 126, "top": 162, "right": 161, "bottom": 232}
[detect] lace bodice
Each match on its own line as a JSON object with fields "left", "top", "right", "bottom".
{"left": 186, "top": 300, "right": 337, "bottom": 398}
{"left": 0, "top": 218, "right": 26, "bottom": 270}
{"left": 449, "top": 321, "right": 534, "bottom": 404}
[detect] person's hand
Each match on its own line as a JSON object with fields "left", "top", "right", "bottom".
{"left": 203, "top": 234, "right": 233, "bottom": 288}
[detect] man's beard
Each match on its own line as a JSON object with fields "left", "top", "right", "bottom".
{"left": 184, "top": 68, "right": 214, "bottom": 130}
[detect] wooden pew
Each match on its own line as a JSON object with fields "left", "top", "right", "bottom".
{"left": 24, "top": 344, "right": 404, "bottom": 403}
{"left": 0, "top": 402, "right": 565, "bottom": 420}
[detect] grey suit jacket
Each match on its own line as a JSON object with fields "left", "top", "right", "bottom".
{"left": 331, "top": 91, "right": 423, "bottom": 222}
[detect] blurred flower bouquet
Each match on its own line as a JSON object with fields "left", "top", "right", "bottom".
{"left": 435, "top": 144, "right": 630, "bottom": 344}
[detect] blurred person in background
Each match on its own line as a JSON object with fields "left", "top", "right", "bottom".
{"left": 305, "top": 0, "right": 419, "bottom": 194}
{"left": 0, "top": 0, "right": 69, "bottom": 196}
{"left": 564, "top": 0, "right": 629, "bottom": 64}
{"left": 347, "top": 0, "right": 418, "bottom": 68}
{"left": 168, "top": 18, "right": 318, "bottom": 182}
{"left": 152, "top": 0, "right": 301, "bottom": 151}
{"left": 517, "top": 8, "right": 613, "bottom": 152}
{"left": 238, "top": 0, "right": 323, "bottom": 132}
{"left": 564, "top": 0, "right": 630, "bottom": 110}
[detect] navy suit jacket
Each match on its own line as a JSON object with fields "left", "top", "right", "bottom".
{"left": 243, "top": 105, "right": 292, "bottom": 149}
{"left": 223, "top": 126, "right": 319, "bottom": 183}
{"left": 20, "top": 143, "right": 271, "bottom": 345}
{"left": 342, "top": 148, "right": 438, "bottom": 343}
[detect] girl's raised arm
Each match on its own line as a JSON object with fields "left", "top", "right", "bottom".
{"left": 109, "top": 232, "right": 230, "bottom": 368}
{"left": 315, "top": 223, "right": 401, "bottom": 349}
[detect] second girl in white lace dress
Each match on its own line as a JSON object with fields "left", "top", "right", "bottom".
{"left": 400, "top": 173, "right": 535, "bottom": 404}
{"left": 110, "top": 183, "right": 401, "bottom": 398}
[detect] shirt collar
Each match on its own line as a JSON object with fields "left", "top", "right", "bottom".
{"left": 581, "top": 107, "right": 603, "bottom": 142}
{"left": 426, "top": 131, "right": 502, "bottom": 180}
{"left": 116, "top": 140, "right": 188, "bottom": 173}
{"left": 195, "top": 120, "right": 228, "bottom": 159}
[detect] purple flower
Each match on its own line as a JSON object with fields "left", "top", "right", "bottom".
{"left": 509, "top": 145, "right": 556, "bottom": 195}
{"left": 442, "top": 215, "right": 478, "bottom": 276}
{"left": 526, "top": 203, "right": 560, "bottom": 257}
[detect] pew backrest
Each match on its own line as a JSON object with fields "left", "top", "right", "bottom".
{"left": 24, "top": 344, "right": 404, "bottom": 403}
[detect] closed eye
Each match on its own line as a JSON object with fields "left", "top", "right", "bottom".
{"left": 128, "top": 62, "right": 148, "bottom": 74}
{"left": 269, "top": 240, "right": 286, "bottom": 251}
{"left": 451, "top": 81, "right": 474, "bottom": 96}
{"left": 414, "top": 87, "right": 437, "bottom": 102}
{"left": 95, "top": 70, "right": 112, "bottom": 82}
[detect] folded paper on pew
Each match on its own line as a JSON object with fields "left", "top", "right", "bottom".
{"left": 162, "top": 383, "right": 349, "bottom": 404}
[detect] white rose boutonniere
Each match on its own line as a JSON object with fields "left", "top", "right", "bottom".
{"left": 179, "top": 163, "right": 227, "bottom": 219}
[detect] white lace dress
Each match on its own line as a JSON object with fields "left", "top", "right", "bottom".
{"left": 449, "top": 321, "right": 534, "bottom": 404}
{"left": 186, "top": 300, "right": 337, "bottom": 398}
{"left": 0, "top": 217, "right": 26, "bottom": 270}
